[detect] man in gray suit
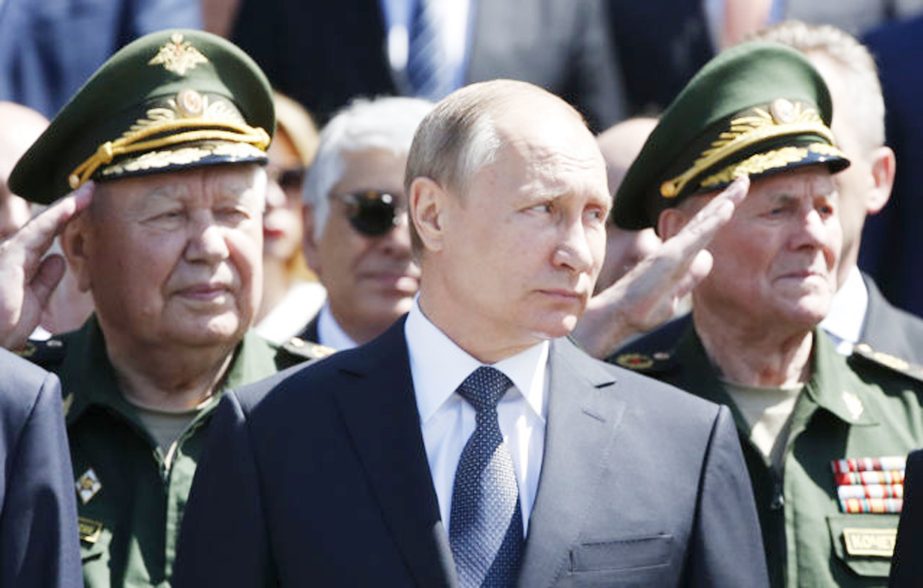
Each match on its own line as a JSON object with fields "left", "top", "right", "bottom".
{"left": 173, "top": 79, "right": 767, "bottom": 587}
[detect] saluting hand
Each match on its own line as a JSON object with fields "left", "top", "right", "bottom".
{"left": 0, "top": 182, "right": 93, "bottom": 350}
{"left": 573, "top": 175, "right": 750, "bottom": 359}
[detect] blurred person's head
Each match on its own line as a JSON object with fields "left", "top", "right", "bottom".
{"left": 302, "top": 97, "right": 432, "bottom": 344}
{"left": 0, "top": 102, "right": 46, "bottom": 239}
{"left": 753, "top": 21, "right": 894, "bottom": 286}
{"left": 595, "top": 117, "right": 662, "bottom": 292}
{"left": 258, "top": 92, "right": 319, "bottom": 320}
{"left": 406, "top": 80, "right": 610, "bottom": 361}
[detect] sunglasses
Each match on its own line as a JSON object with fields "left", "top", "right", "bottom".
{"left": 336, "top": 190, "right": 405, "bottom": 237}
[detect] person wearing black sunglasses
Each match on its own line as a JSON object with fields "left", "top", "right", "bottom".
{"left": 298, "top": 97, "right": 433, "bottom": 349}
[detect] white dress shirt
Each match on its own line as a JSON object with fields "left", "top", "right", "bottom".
{"left": 404, "top": 300, "right": 548, "bottom": 535}
{"left": 821, "top": 266, "right": 869, "bottom": 355}
{"left": 316, "top": 303, "right": 360, "bottom": 351}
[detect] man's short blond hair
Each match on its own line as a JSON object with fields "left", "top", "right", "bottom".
{"left": 753, "top": 20, "right": 885, "bottom": 152}
{"left": 405, "top": 79, "right": 585, "bottom": 254}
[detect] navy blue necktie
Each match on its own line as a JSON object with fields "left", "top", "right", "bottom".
{"left": 406, "top": 0, "right": 454, "bottom": 100}
{"left": 449, "top": 366, "right": 524, "bottom": 588}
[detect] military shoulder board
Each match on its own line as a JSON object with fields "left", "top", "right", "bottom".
{"left": 850, "top": 343, "right": 923, "bottom": 385}
{"left": 14, "top": 338, "right": 67, "bottom": 370}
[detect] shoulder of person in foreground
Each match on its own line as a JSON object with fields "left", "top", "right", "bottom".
{"left": 0, "top": 348, "right": 82, "bottom": 588}
{"left": 890, "top": 448, "right": 923, "bottom": 587}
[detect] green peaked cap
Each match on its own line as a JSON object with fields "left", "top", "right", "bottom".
{"left": 612, "top": 40, "right": 849, "bottom": 230}
{"left": 10, "top": 29, "right": 275, "bottom": 204}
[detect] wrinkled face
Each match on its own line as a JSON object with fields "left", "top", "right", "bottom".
{"left": 694, "top": 167, "right": 841, "bottom": 330}
{"left": 80, "top": 165, "right": 265, "bottom": 348}
{"left": 434, "top": 108, "right": 610, "bottom": 347}
{"left": 263, "top": 130, "right": 306, "bottom": 264}
{"left": 306, "top": 148, "right": 419, "bottom": 340}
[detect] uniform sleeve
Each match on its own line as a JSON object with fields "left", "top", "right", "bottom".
{"left": 172, "top": 390, "right": 277, "bottom": 587}
{"left": 686, "top": 406, "right": 769, "bottom": 587}
{"left": 0, "top": 372, "right": 82, "bottom": 588}
{"left": 889, "top": 449, "right": 923, "bottom": 587}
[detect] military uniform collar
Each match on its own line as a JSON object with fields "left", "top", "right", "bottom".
{"left": 671, "top": 323, "right": 878, "bottom": 427}
{"left": 62, "top": 317, "right": 278, "bottom": 426}
{"left": 802, "top": 328, "right": 878, "bottom": 426}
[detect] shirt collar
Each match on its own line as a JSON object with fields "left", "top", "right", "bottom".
{"left": 405, "top": 298, "right": 548, "bottom": 425}
{"left": 821, "top": 265, "right": 869, "bottom": 353}
{"left": 317, "top": 303, "right": 360, "bottom": 351}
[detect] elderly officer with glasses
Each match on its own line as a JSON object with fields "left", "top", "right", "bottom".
{"left": 297, "top": 97, "right": 433, "bottom": 349}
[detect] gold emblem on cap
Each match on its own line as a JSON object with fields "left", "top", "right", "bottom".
{"left": 176, "top": 89, "right": 205, "bottom": 117}
{"left": 769, "top": 98, "right": 796, "bottom": 124}
{"left": 148, "top": 33, "right": 208, "bottom": 76}
{"left": 75, "top": 468, "right": 102, "bottom": 505}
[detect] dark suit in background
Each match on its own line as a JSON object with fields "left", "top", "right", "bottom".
{"left": 0, "top": 0, "right": 201, "bottom": 118}
{"left": 889, "top": 448, "right": 923, "bottom": 587}
{"left": 605, "top": 0, "right": 714, "bottom": 114}
{"left": 0, "top": 349, "right": 81, "bottom": 588}
{"left": 173, "top": 319, "right": 766, "bottom": 586}
{"left": 231, "top": 0, "right": 626, "bottom": 131}
{"left": 859, "top": 15, "right": 923, "bottom": 319}
{"left": 859, "top": 273, "right": 923, "bottom": 364}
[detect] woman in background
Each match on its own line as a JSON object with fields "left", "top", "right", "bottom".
{"left": 255, "top": 92, "right": 326, "bottom": 344}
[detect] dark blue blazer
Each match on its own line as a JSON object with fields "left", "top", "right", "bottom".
{"left": 0, "top": 349, "right": 81, "bottom": 587}
{"left": 889, "top": 449, "right": 923, "bottom": 587}
{"left": 174, "top": 318, "right": 767, "bottom": 586}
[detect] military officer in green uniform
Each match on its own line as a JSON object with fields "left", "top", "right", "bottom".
{"left": 610, "top": 41, "right": 923, "bottom": 587}
{"left": 1, "top": 30, "right": 329, "bottom": 587}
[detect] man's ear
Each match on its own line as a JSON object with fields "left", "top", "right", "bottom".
{"left": 657, "top": 207, "right": 691, "bottom": 241}
{"left": 866, "top": 145, "right": 896, "bottom": 215}
{"left": 301, "top": 205, "right": 322, "bottom": 274}
{"left": 409, "top": 177, "right": 448, "bottom": 254}
{"left": 60, "top": 209, "right": 93, "bottom": 292}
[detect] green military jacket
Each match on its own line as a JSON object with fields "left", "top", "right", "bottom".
{"left": 24, "top": 317, "right": 326, "bottom": 588}
{"left": 612, "top": 317, "right": 923, "bottom": 587}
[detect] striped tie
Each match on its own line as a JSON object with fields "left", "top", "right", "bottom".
{"left": 449, "top": 366, "right": 524, "bottom": 588}
{"left": 406, "top": 0, "right": 454, "bottom": 100}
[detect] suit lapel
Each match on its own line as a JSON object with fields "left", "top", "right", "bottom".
{"left": 334, "top": 319, "right": 457, "bottom": 588}
{"left": 518, "top": 339, "right": 624, "bottom": 587}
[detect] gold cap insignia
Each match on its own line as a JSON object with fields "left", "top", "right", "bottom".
{"left": 75, "top": 468, "right": 102, "bottom": 505}
{"left": 615, "top": 352, "right": 654, "bottom": 370}
{"left": 769, "top": 98, "right": 796, "bottom": 124}
{"left": 148, "top": 33, "right": 208, "bottom": 76}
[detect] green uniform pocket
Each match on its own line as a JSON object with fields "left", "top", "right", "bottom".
{"left": 827, "top": 513, "right": 898, "bottom": 578}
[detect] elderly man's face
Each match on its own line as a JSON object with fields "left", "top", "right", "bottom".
{"left": 692, "top": 167, "right": 841, "bottom": 330}
{"left": 434, "top": 107, "right": 610, "bottom": 348}
{"left": 73, "top": 164, "right": 265, "bottom": 348}
{"left": 305, "top": 148, "right": 419, "bottom": 341}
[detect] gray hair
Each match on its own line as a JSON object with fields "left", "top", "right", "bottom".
{"left": 753, "top": 20, "right": 885, "bottom": 152}
{"left": 302, "top": 96, "right": 433, "bottom": 238}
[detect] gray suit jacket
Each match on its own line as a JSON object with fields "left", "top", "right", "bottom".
{"left": 174, "top": 318, "right": 767, "bottom": 586}
{"left": 0, "top": 348, "right": 81, "bottom": 587}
